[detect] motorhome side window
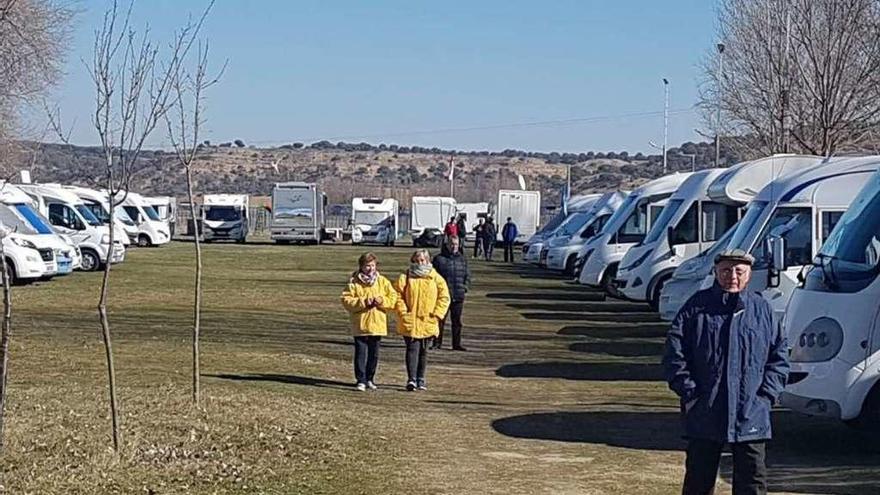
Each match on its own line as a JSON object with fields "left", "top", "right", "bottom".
{"left": 701, "top": 202, "right": 739, "bottom": 242}
{"left": 751, "top": 206, "right": 812, "bottom": 268}
{"left": 671, "top": 203, "right": 698, "bottom": 245}
{"left": 48, "top": 203, "right": 84, "bottom": 230}
{"left": 821, "top": 211, "right": 845, "bottom": 243}
{"left": 616, "top": 201, "right": 649, "bottom": 243}
{"left": 124, "top": 206, "right": 141, "bottom": 223}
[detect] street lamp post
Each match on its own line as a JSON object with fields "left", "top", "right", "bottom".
{"left": 663, "top": 78, "right": 669, "bottom": 175}
{"left": 715, "top": 42, "right": 725, "bottom": 168}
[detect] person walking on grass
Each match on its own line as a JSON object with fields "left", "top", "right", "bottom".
{"left": 394, "top": 249, "right": 450, "bottom": 391}
{"left": 444, "top": 216, "right": 459, "bottom": 239}
{"left": 663, "top": 249, "right": 789, "bottom": 495}
{"left": 482, "top": 216, "right": 497, "bottom": 261}
{"left": 501, "top": 217, "right": 518, "bottom": 263}
{"left": 473, "top": 217, "right": 486, "bottom": 258}
{"left": 341, "top": 252, "right": 398, "bottom": 392}
{"left": 431, "top": 236, "right": 470, "bottom": 351}
{"left": 455, "top": 214, "right": 468, "bottom": 252}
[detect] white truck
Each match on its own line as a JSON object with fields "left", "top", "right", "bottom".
{"left": 202, "top": 194, "right": 249, "bottom": 243}
{"left": 119, "top": 191, "right": 172, "bottom": 247}
{"left": 781, "top": 166, "right": 880, "bottom": 428}
{"left": 495, "top": 190, "right": 540, "bottom": 243}
{"left": 271, "top": 182, "right": 326, "bottom": 244}
{"left": 454, "top": 202, "right": 490, "bottom": 242}
{"left": 350, "top": 198, "right": 399, "bottom": 246}
{"left": 17, "top": 183, "right": 126, "bottom": 271}
{"left": 657, "top": 154, "right": 828, "bottom": 320}
{"left": 410, "top": 196, "right": 456, "bottom": 242}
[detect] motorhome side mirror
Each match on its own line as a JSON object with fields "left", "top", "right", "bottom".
{"left": 771, "top": 236, "right": 787, "bottom": 272}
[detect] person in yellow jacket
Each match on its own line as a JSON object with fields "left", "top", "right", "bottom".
{"left": 341, "top": 252, "right": 398, "bottom": 392}
{"left": 394, "top": 249, "right": 451, "bottom": 391}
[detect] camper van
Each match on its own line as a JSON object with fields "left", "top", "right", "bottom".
{"left": 18, "top": 184, "right": 126, "bottom": 271}
{"left": 119, "top": 192, "right": 171, "bottom": 247}
{"left": 656, "top": 154, "right": 828, "bottom": 320}
{"left": 410, "top": 196, "right": 456, "bottom": 242}
{"left": 577, "top": 173, "right": 692, "bottom": 290}
{"left": 495, "top": 190, "right": 540, "bottom": 243}
{"left": 271, "top": 182, "right": 326, "bottom": 244}
{"left": 350, "top": 198, "right": 399, "bottom": 246}
{"left": 454, "top": 202, "right": 490, "bottom": 242}
{"left": 0, "top": 183, "right": 76, "bottom": 276}
{"left": 780, "top": 168, "right": 880, "bottom": 427}
{"left": 59, "top": 185, "right": 133, "bottom": 246}
{"left": 522, "top": 195, "right": 601, "bottom": 264}
{"left": 144, "top": 196, "right": 177, "bottom": 237}
{"left": 202, "top": 194, "right": 249, "bottom": 243}
{"left": 545, "top": 191, "right": 628, "bottom": 275}
{"left": 0, "top": 197, "right": 56, "bottom": 282}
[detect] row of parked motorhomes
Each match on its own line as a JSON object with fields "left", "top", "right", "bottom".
{"left": 0, "top": 180, "right": 174, "bottom": 282}
{"left": 522, "top": 154, "right": 880, "bottom": 428}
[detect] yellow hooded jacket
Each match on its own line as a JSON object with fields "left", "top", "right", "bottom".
{"left": 341, "top": 274, "right": 398, "bottom": 336}
{"left": 393, "top": 269, "right": 451, "bottom": 339}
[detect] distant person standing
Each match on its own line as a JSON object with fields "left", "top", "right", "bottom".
{"left": 482, "top": 217, "right": 497, "bottom": 261}
{"left": 341, "top": 252, "right": 398, "bottom": 391}
{"left": 431, "top": 236, "right": 470, "bottom": 351}
{"left": 473, "top": 218, "right": 486, "bottom": 258}
{"left": 444, "top": 217, "right": 459, "bottom": 239}
{"left": 501, "top": 217, "right": 518, "bottom": 263}
{"left": 455, "top": 214, "right": 468, "bottom": 250}
{"left": 394, "top": 249, "right": 450, "bottom": 391}
{"left": 663, "top": 249, "right": 789, "bottom": 495}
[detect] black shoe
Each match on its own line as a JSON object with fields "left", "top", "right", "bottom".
{"left": 452, "top": 346, "right": 468, "bottom": 352}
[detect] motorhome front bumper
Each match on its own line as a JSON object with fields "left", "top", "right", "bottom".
{"left": 110, "top": 243, "right": 126, "bottom": 264}
{"left": 272, "top": 228, "right": 318, "bottom": 241}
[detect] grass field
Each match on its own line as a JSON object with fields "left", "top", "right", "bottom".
{"left": 0, "top": 241, "right": 878, "bottom": 494}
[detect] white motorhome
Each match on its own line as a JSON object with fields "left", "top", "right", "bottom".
{"left": 656, "top": 154, "right": 828, "bottom": 320}
{"left": 577, "top": 173, "right": 692, "bottom": 291}
{"left": 350, "top": 198, "right": 399, "bottom": 246}
{"left": 271, "top": 182, "right": 326, "bottom": 244}
{"left": 615, "top": 170, "right": 734, "bottom": 307}
{"left": 495, "top": 190, "right": 541, "bottom": 243}
{"left": 18, "top": 184, "right": 126, "bottom": 271}
{"left": 780, "top": 168, "right": 880, "bottom": 427}
{"left": 0, "top": 184, "right": 76, "bottom": 276}
{"left": 0, "top": 202, "right": 55, "bottom": 282}
{"left": 454, "top": 202, "right": 489, "bottom": 242}
{"left": 119, "top": 192, "right": 171, "bottom": 247}
{"left": 144, "top": 196, "right": 177, "bottom": 237}
{"left": 545, "top": 191, "right": 628, "bottom": 275}
{"left": 522, "top": 194, "right": 601, "bottom": 264}
{"left": 59, "top": 185, "right": 133, "bottom": 246}
{"left": 202, "top": 194, "right": 249, "bottom": 243}
{"left": 410, "top": 196, "right": 456, "bottom": 242}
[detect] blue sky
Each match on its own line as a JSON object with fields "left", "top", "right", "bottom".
{"left": 48, "top": 0, "right": 718, "bottom": 154}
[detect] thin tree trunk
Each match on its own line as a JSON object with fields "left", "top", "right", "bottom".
{"left": 185, "top": 166, "right": 201, "bottom": 405}
{"left": 101, "top": 180, "right": 121, "bottom": 451}
{"left": 0, "top": 242, "right": 12, "bottom": 451}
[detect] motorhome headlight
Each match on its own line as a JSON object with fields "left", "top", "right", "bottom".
{"left": 623, "top": 249, "right": 653, "bottom": 271}
{"left": 101, "top": 234, "right": 111, "bottom": 244}
{"left": 10, "top": 237, "right": 37, "bottom": 250}
{"left": 790, "top": 317, "right": 844, "bottom": 363}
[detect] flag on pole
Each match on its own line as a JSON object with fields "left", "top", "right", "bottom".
{"left": 561, "top": 182, "right": 570, "bottom": 215}
{"left": 448, "top": 155, "right": 455, "bottom": 181}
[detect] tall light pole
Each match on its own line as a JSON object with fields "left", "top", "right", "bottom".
{"left": 715, "top": 42, "right": 725, "bottom": 168}
{"left": 663, "top": 78, "right": 669, "bottom": 175}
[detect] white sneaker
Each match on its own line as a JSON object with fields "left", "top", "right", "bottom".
{"left": 355, "top": 383, "right": 367, "bottom": 392}
{"left": 366, "top": 381, "right": 378, "bottom": 390}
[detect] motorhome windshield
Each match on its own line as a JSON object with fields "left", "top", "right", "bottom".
{"left": 115, "top": 206, "right": 135, "bottom": 225}
{"left": 13, "top": 203, "right": 54, "bottom": 234}
{"left": 728, "top": 201, "right": 769, "bottom": 252}
{"left": 601, "top": 194, "right": 637, "bottom": 236}
{"left": 616, "top": 196, "right": 665, "bottom": 244}
{"left": 353, "top": 210, "right": 391, "bottom": 226}
{"left": 75, "top": 205, "right": 102, "bottom": 226}
{"left": 205, "top": 206, "right": 242, "bottom": 222}
{"left": 750, "top": 207, "right": 812, "bottom": 269}
{"left": 537, "top": 211, "right": 568, "bottom": 235}
{"left": 274, "top": 188, "right": 314, "bottom": 219}
{"left": 83, "top": 201, "right": 109, "bottom": 223}
{"left": 644, "top": 199, "right": 684, "bottom": 244}
{"left": 0, "top": 205, "right": 37, "bottom": 234}
{"left": 144, "top": 205, "right": 161, "bottom": 221}
{"left": 557, "top": 212, "right": 590, "bottom": 237}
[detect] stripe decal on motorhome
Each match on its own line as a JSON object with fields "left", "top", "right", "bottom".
{"left": 780, "top": 170, "right": 876, "bottom": 202}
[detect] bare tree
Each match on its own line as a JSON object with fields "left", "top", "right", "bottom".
{"left": 165, "top": 18, "right": 221, "bottom": 406}
{"left": 84, "top": 0, "right": 207, "bottom": 451}
{"left": 700, "top": 0, "right": 880, "bottom": 157}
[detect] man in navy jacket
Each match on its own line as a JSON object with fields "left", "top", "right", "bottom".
{"left": 663, "top": 249, "right": 789, "bottom": 495}
{"left": 501, "top": 217, "right": 518, "bottom": 263}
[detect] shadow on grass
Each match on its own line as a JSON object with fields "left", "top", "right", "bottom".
{"left": 495, "top": 361, "right": 663, "bottom": 381}
{"left": 491, "top": 410, "right": 880, "bottom": 495}
{"left": 568, "top": 341, "right": 665, "bottom": 358}
{"left": 506, "top": 301, "right": 648, "bottom": 313}
{"left": 522, "top": 312, "right": 660, "bottom": 323}
{"left": 486, "top": 292, "right": 605, "bottom": 302}
{"left": 558, "top": 324, "right": 670, "bottom": 339}
{"left": 206, "top": 373, "right": 353, "bottom": 390}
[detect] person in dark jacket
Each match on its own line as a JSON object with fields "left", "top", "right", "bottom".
{"left": 455, "top": 214, "right": 468, "bottom": 253}
{"left": 663, "top": 249, "right": 789, "bottom": 495}
{"left": 431, "top": 235, "right": 470, "bottom": 351}
{"left": 473, "top": 218, "right": 486, "bottom": 258}
{"left": 501, "top": 217, "right": 518, "bottom": 263}
{"left": 482, "top": 217, "right": 497, "bottom": 261}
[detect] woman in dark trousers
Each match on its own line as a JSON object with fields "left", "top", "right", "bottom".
{"left": 341, "top": 252, "right": 398, "bottom": 391}
{"left": 393, "top": 249, "right": 450, "bottom": 391}
{"left": 432, "top": 236, "right": 470, "bottom": 351}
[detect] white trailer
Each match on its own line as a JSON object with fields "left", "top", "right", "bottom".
{"left": 454, "top": 202, "right": 489, "bottom": 242}
{"left": 351, "top": 197, "right": 399, "bottom": 246}
{"left": 203, "top": 194, "right": 249, "bottom": 243}
{"left": 781, "top": 167, "right": 880, "bottom": 427}
{"left": 410, "top": 196, "right": 456, "bottom": 241}
{"left": 271, "top": 182, "right": 326, "bottom": 244}
{"left": 495, "top": 190, "right": 540, "bottom": 243}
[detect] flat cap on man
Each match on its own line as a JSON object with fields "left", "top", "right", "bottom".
{"left": 714, "top": 248, "right": 755, "bottom": 266}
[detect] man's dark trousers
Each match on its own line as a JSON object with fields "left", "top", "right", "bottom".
{"left": 683, "top": 439, "right": 767, "bottom": 495}
{"left": 436, "top": 300, "right": 464, "bottom": 349}
{"left": 503, "top": 241, "right": 515, "bottom": 262}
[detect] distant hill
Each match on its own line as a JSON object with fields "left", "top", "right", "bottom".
{"left": 9, "top": 139, "right": 741, "bottom": 207}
